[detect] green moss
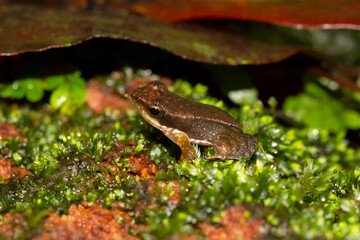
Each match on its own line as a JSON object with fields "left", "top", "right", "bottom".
{"left": 0, "top": 71, "right": 360, "bottom": 239}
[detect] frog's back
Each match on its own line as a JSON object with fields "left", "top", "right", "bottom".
{"left": 161, "top": 93, "right": 243, "bottom": 145}
{"left": 164, "top": 92, "right": 243, "bottom": 129}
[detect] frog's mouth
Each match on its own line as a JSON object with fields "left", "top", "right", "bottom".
{"left": 137, "top": 108, "right": 165, "bottom": 132}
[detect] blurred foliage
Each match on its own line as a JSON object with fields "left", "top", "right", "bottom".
{"left": 0, "top": 72, "right": 360, "bottom": 239}
{"left": 0, "top": 72, "right": 86, "bottom": 115}
{"left": 253, "top": 25, "right": 360, "bottom": 65}
{"left": 283, "top": 81, "right": 360, "bottom": 132}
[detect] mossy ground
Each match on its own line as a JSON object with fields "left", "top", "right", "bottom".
{"left": 0, "top": 71, "right": 360, "bottom": 239}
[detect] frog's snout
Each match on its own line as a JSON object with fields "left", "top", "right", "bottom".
{"left": 130, "top": 89, "right": 140, "bottom": 102}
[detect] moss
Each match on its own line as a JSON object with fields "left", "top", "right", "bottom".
{"left": 0, "top": 72, "right": 86, "bottom": 115}
{"left": 1, "top": 71, "right": 360, "bottom": 239}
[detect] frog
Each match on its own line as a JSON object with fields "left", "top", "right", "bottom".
{"left": 130, "top": 80, "right": 257, "bottom": 161}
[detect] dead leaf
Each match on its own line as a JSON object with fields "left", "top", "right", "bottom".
{"left": 0, "top": 5, "right": 300, "bottom": 65}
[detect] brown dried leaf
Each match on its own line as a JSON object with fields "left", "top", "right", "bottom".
{"left": 0, "top": 4, "right": 300, "bottom": 65}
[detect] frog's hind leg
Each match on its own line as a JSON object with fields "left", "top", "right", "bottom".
{"left": 206, "top": 127, "right": 257, "bottom": 160}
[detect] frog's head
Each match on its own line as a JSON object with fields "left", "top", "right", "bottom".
{"left": 130, "top": 81, "right": 172, "bottom": 129}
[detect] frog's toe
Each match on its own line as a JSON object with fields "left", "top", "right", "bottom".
{"left": 205, "top": 153, "right": 253, "bottom": 161}
{"left": 205, "top": 155, "right": 227, "bottom": 161}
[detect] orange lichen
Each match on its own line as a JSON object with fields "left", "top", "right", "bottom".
{"left": 0, "top": 123, "right": 21, "bottom": 140}
{"left": 128, "top": 154, "right": 157, "bottom": 180}
{"left": 0, "top": 213, "right": 25, "bottom": 239}
{"left": 34, "top": 201, "right": 139, "bottom": 240}
{"left": 101, "top": 142, "right": 180, "bottom": 209}
{"left": 100, "top": 142, "right": 158, "bottom": 181}
{"left": 0, "top": 158, "right": 28, "bottom": 184}
{"left": 198, "top": 204, "right": 266, "bottom": 240}
{"left": 159, "top": 180, "right": 180, "bottom": 205}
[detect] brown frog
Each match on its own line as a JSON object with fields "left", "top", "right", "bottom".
{"left": 130, "top": 81, "right": 257, "bottom": 161}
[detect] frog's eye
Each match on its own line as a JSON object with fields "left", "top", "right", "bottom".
{"left": 148, "top": 105, "right": 163, "bottom": 116}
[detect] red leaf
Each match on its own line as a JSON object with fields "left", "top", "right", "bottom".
{"left": 120, "top": 0, "right": 360, "bottom": 29}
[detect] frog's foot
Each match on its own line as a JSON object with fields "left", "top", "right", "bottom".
{"left": 208, "top": 127, "right": 257, "bottom": 160}
{"left": 180, "top": 149, "right": 196, "bottom": 162}
{"left": 165, "top": 129, "right": 195, "bottom": 162}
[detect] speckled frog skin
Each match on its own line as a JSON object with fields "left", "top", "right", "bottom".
{"left": 130, "top": 81, "right": 257, "bottom": 161}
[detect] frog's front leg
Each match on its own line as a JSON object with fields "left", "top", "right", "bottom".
{"left": 206, "top": 127, "right": 257, "bottom": 160}
{"left": 165, "top": 130, "right": 196, "bottom": 161}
